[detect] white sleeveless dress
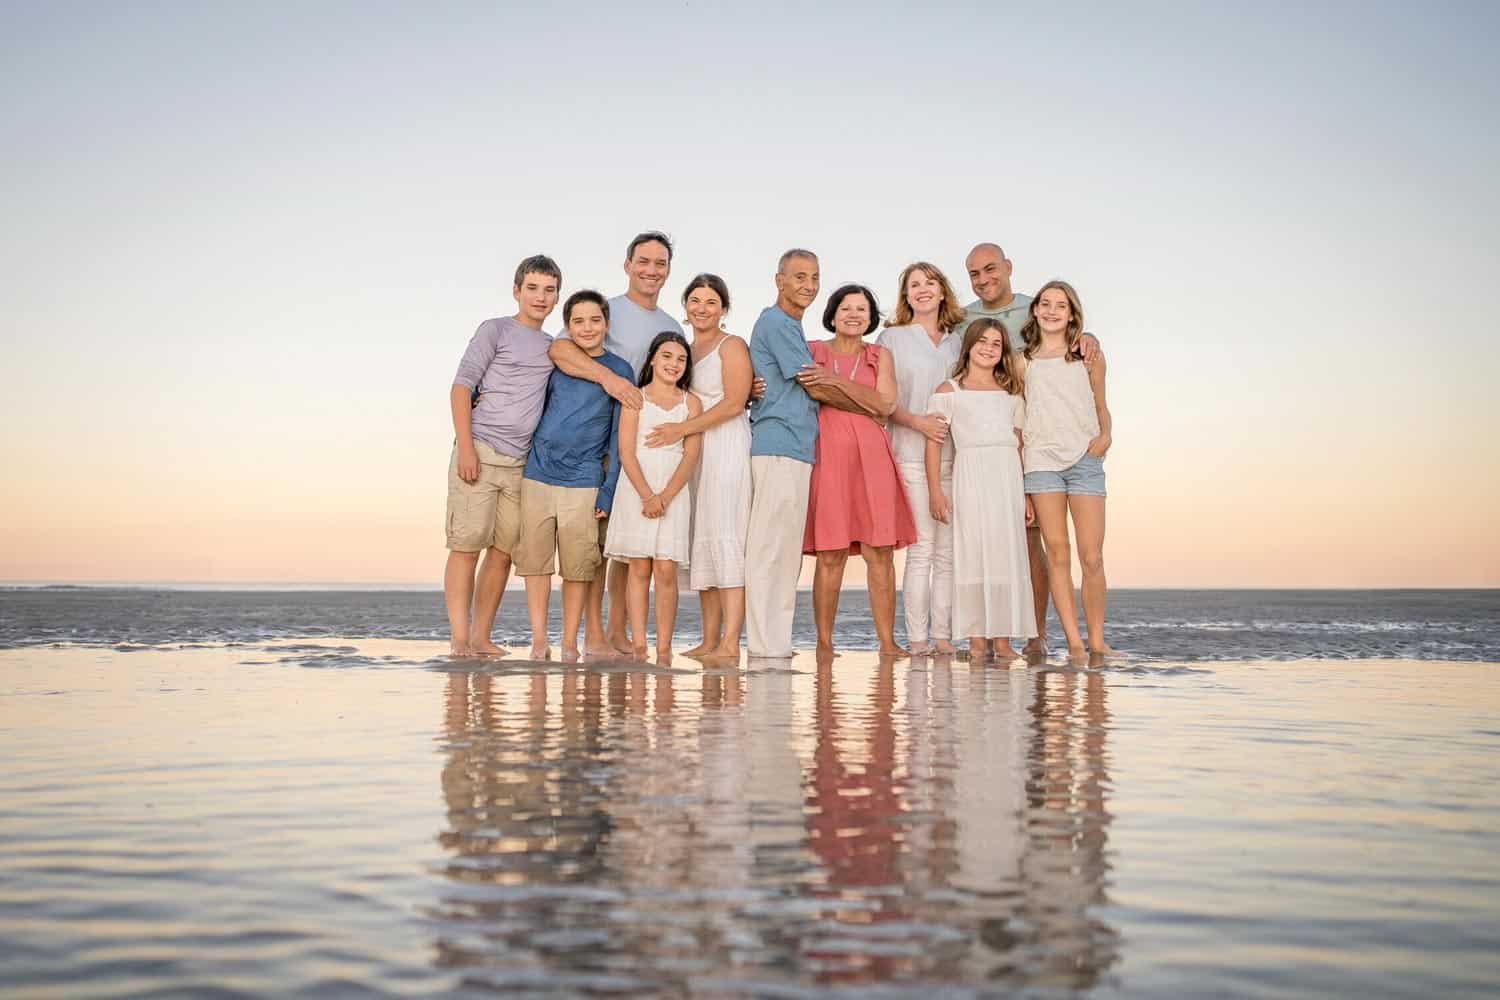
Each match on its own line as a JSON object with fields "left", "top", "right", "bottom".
{"left": 688, "top": 336, "right": 751, "bottom": 590}
{"left": 927, "top": 381, "right": 1037, "bottom": 640}
{"left": 604, "top": 392, "right": 693, "bottom": 563}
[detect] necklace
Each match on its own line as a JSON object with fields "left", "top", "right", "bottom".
{"left": 829, "top": 345, "right": 862, "bottom": 380}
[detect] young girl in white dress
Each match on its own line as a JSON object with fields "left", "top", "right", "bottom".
{"left": 925, "top": 318, "right": 1037, "bottom": 663}
{"left": 605, "top": 332, "right": 703, "bottom": 662}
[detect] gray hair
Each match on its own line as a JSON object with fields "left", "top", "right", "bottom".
{"left": 777, "top": 247, "right": 818, "bottom": 272}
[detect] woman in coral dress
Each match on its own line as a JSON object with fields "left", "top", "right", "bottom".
{"left": 795, "top": 283, "right": 917, "bottom": 655}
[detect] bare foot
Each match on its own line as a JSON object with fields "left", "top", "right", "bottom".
{"left": 470, "top": 639, "right": 509, "bottom": 657}
{"left": 529, "top": 644, "right": 552, "bottom": 661}
{"left": 681, "top": 642, "right": 714, "bottom": 658}
{"left": 815, "top": 642, "right": 839, "bottom": 658}
{"left": 449, "top": 642, "right": 471, "bottom": 657}
{"left": 909, "top": 640, "right": 930, "bottom": 655}
{"left": 631, "top": 644, "right": 648, "bottom": 662}
{"left": 968, "top": 640, "right": 989, "bottom": 661}
{"left": 610, "top": 633, "right": 634, "bottom": 656}
{"left": 878, "top": 644, "right": 910, "bottom": 658}
{"left": 583, "top": 644, "right": 615, "bottom": 661}
{"left": 1022, "top": 637, "right": 1047, "bottom": 657}
{"left": 1067, "top": 644, "right": 1088, "bottom": 666}
{"left": 656, "top": 647, "right": 673, "bottom": 666}
{"left": 933, "top": 639, "right": 958, "bottom": 654}
{"left": 561, "top": 646, "right": 581, "bottom": 663}
{"left": 709, "top": 642, "right": 740, "bottom": 659}
{"left": 992, "top": 642, "right": 1018, "bottom": 660}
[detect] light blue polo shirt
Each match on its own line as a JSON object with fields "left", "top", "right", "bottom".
{"left": 748, "top": 305, "right": 818, "bottom": 464}
{"left": 963, "top": 293, "right": 1034, "bottom": 352}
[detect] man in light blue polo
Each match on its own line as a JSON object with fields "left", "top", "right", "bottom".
{"left": 745, "top": 248, "right": 821, "bottom": 658}
{"left": 547, "top": 231, "right": 684, "bottom": 654}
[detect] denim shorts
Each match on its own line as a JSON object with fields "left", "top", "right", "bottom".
{"left": 1024, "top": 453, "right": 1106, "bottom": 497}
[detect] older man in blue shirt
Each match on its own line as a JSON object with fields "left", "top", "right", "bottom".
{"left": 745, "top": 248, "right": 821, "bottom": 658}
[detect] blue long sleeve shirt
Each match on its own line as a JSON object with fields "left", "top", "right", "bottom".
{"left": 522, "top": 350, "right": 635, "bottom": 513}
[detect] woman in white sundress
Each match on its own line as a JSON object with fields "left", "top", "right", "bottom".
{"left": 925, "top": 317, "right": 1037, "bottom": 663}
{"left": 606, "top": 331, "right": 703, "bottom": 662}
{"left": 643, "top": 274, "right": 752, "bottom": 660}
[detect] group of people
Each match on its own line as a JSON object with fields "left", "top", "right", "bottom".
{"left": 443, "top": 232, "right": 1114, "bottom": 665}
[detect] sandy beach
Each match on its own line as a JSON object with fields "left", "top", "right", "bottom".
{"left": 3, "top": 634, "right": 1497, "bottom": 997}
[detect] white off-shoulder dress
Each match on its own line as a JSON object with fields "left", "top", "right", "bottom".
{"left": 927, "top": 381, "right": 1037, "bottom": 640}
{"left": 688, "top": 336, "right": 751, "bottom": 590}
{"left": 605, "top": 392, "right": 693, "bottom": 564}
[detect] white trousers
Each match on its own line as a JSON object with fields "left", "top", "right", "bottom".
{"left": 745, "top": 455, "right": 811, "bottom": 657}
{"left": 898, "top": 460, "right": 954, "bottom": 644}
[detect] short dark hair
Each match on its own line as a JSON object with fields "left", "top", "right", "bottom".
{"left": 562, "top": 289, "right": 609, "bottom": 325}
{"left": 625, "top": 231, "right": 674, "bottom": 262}
{"left": 513, "top": 254, "right": 561, "bottom": 288}
{"left": 638, "top": 331, "right": 693, "bottom": 391}
{"left": 680, "top": 273, "right": 730, "bottom": 313}
{"left": 822, "top": 284, "right": 882, "bottom": 336}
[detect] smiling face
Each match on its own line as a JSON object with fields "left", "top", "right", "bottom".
{"left": 684, "top": 286, "right": 724, "bottom": 335}
{"left": 651, "top": 339, "right": 689, "bottom": 386}
{"left": 965, "top": 244, "right": 1014, "bottom": 308}
{"left": 774, "top": 254, "right": 820, "bottom": 316}
{"left": 624, "top": 240, "right": 671, "bottom": 304}
{"left": 513, "top": 271, "right": 560, "bottom": 327}
{"left": 904, "top": 267, "right": 943, "bottom": 318}
{"left": 969, "top": 325, "right": 1007, "bottom": 370}
{"left": 566, "top": 300, "right": 608, "bottom": 353}
{"left": 832, "top": 290, "right": 871, "bottom": 339}
{"left": 1034, "top": 286, "right": 1073, "bottom": 335}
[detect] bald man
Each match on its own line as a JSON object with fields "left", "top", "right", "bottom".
{"left": 963, "top": 242, "right": 1101, "bottom": 655}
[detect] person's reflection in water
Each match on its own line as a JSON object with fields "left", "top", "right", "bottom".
{"left": 804, "top": 653, "right": 913, "bottom": 982}
{"left": 1017, "top": 668, "right": 1120, "bottom": 989}
{"left": 435, "top": 668, "right": 612, "bottom": 965}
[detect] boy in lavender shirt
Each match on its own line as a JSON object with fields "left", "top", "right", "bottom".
{"left": 444, "top": 254, "right": 560, "bottom": 656}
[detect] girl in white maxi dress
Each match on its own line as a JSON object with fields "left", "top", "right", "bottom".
{"left": 605, "top": 333, "right": 702, "bottom": 659}
{"left": 925, "top": 320, "right": 1037, "bottom": 661}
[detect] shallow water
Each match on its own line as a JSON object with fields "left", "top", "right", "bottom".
{"left": 2, "top": 643, "right": 1497, "bottom": 997}
{"left": 3, "top": 587, "right": 1499, "bottom": 661}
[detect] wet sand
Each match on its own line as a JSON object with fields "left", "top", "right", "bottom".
{"left": 2, "top": 641, "right": 1497, "bottom": 997}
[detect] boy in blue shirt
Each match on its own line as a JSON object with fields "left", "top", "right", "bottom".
{"left": 514, "top": 290, "right": 635, "bottom": 661}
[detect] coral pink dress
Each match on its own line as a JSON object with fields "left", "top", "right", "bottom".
{"left": 802, "top": 341, "right": 918, "bottom": 555}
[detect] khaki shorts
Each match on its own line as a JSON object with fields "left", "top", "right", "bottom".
{"left": 514, "top": 478, "right": 606, "bottom": 581}
{"left": 445, "top": 439, "right": 525, "bottom": 553}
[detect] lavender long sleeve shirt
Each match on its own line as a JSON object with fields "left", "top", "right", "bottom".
{"left": 452, "top": 316, "right": 555, "bottom": 459}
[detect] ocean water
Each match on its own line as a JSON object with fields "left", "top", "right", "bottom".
{"left": 2, "top": 643, "right": 1497, "bottom": 998}
{"left": 2, "top": 586, "right": 1497, "bottom": 661}
{"left": 1, "top": 590, "right": 1497, "bottom": 997}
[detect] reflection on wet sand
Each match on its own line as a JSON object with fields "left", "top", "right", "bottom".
{"left": 433, "top": 657, "right": 1118, "bottom": 992}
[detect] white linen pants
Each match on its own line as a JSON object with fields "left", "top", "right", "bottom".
{"left": 898, "top": 460, "right": 954, "bottom": 644}
{"left": 745, "top": 455, "right": 811, "bottom": 658}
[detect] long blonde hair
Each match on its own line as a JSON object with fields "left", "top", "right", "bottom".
{"left": 952, "top": 318, "right": 1023, "bottom": 394}
{"left": 1019, "top": 280, "right": 1085, "bottom": 361}
{"left": 886, "top": 261, "right": 968, "bottom": 332}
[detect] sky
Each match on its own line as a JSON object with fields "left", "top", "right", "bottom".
{"left": 2, "top": 1, "right": 1498, "bottom": 587}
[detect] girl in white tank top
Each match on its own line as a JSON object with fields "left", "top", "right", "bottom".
{"left": 1014, "top": 280, "right": 1115, "bottom": 662}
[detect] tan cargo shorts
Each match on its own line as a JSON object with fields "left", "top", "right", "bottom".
{"left": 514, "top": 478, "right": 606, "bottom": 581}
{"left": 445, "top": 439, "right": 525, "bottom": 553}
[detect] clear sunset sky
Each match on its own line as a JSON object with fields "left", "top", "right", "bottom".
{"left": 3, "top": 2, "right": 1497, "bottom": 587}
